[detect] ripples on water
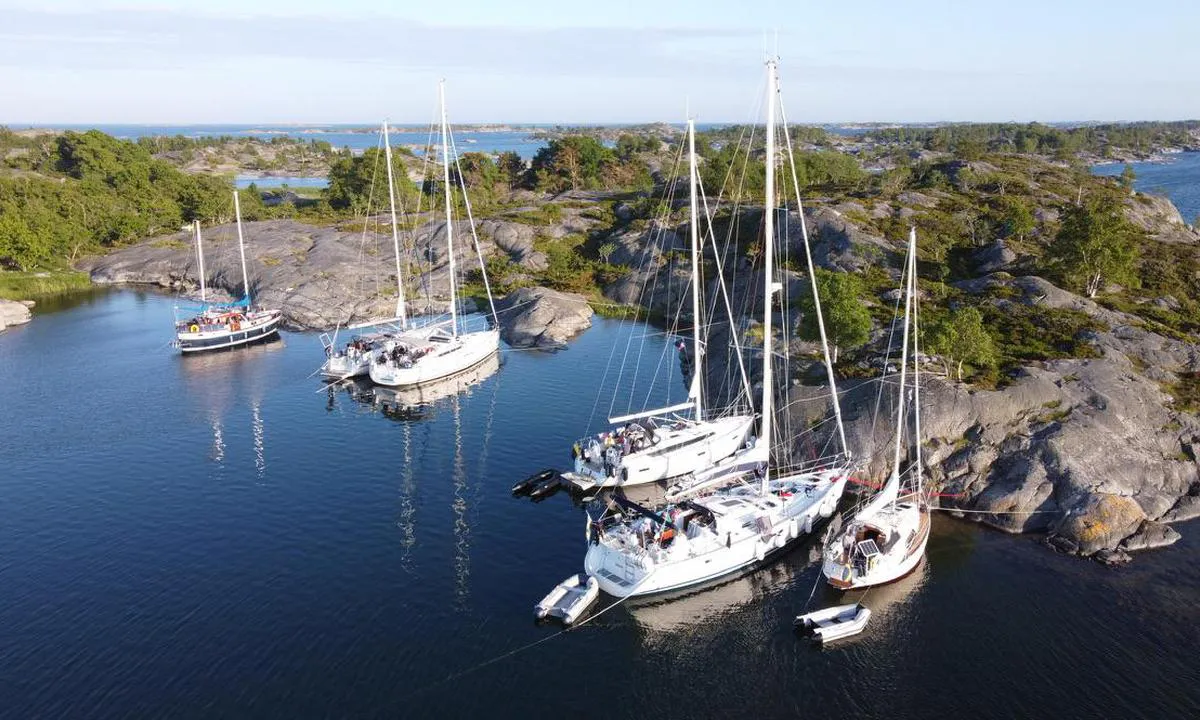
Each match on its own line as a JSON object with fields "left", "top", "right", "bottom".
{"left": 0, "top": 291, "right": 1197, "bottom": 718}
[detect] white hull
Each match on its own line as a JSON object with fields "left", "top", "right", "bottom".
{"left": 823, "top": 502, "right": 930, "bottom": 590}
{"left": 567, "top": 414, "right": 756, "bottom": 489}
{"left": 585, "top": 472, "right": 847, "bottom": 598}
{"left": 368, "top": 328, "right": 499, "bottom": 388}
{"left": 321, "top": 352, "right": 370, "bottom": 380}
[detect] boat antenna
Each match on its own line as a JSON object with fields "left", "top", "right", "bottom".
{"left": 382, "top": 119, "right": 409, "bottom": 327}
{"left": 233, "top": 190, "right": 251, "bottom": 306}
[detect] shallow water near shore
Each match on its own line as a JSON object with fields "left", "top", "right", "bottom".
{"left": 1, "top": 291, "right": 1198, "bottom": 718}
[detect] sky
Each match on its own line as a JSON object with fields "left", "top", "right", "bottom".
{"left": 2, "top": 0, "right": 1198, "bottom": 124}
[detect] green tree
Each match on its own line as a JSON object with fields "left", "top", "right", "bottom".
{"left": 531, "top": 136, "right": 617, "bottom": 192}
{"left": 325, "top": 147, "right": 417, "bottom": 213}
{"left": 1119, "top": 164, "right": 1136, "bottom": 190}
{"left": 496, "top": 151, "right": 526, "bottom": 190}
{"left": 997, "top": 196, "right": 1035, "bottom": 241}
{"left": 598, "top": 241, "right": 617, "bottom": 266}
{"left": 797, "top": 269, "right": 872, "bottom": 363}
{"left": 922, "top": 306, "right": 997, "bottom": 381}
{"left": 1047, "top": 197, "right": 1140, "bottom": 298}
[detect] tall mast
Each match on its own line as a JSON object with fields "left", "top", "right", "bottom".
{"left": 439, "top": 80, "right": 459, "bottom": 337}
{"left": 890, "top": 227, "right": 916, "bottom": 505}
{"left": 233, "top": 190, "right": 250, "bottom": 306}
{"left": 194, "top": 220, "right": 207, "bottom": 302}
{"left": 687, "top": 118, "right": 704, "bottom": 419}
{"left": 382, "top": 120, "right": 408, "bottom": 326}
{"left": 910, "top": 227, "right": 923, "bottom": 496}
{"left": 761, "top": 59, "right": 778, "bottom": 495}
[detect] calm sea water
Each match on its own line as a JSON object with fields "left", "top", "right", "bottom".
{"left": 1093, "top": 151, "right": 1200, "bottom": 223}
{"left": 15, "top": 124, "right": 548, "bottom": 160}
{"left": 1, "top": 290, "right": 1197, "bottom": 718}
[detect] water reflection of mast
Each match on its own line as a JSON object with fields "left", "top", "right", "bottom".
{"left": 211, "top": 418, "right": 225, "bottom": 463}
{"left": 451, "top": 394, "right": 470, "bottom": 604}
{"left": 252, "top": 400, "right": 266, "bottom": 480}
{"left": 397, "top": 422, "right": 417, "bottom": 571}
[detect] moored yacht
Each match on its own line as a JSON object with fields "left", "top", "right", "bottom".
{"left": 368, "top": 81, "right": 500, "bottom": 388}
{"left": 823, "top": 228, "right": 931, "bottom": 590}
{"left": 174, "top": 196, "right": 282, "bottom": 353}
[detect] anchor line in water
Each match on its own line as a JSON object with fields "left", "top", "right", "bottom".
{"left": 400, "top": 569, "right": 656, "bottom": 701}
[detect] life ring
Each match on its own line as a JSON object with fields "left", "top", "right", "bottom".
{"left": 189, "top": 324, "right": 199, "bottom": 333}
{"left": 231, "top": 322, "right": 241, "bottom": 332}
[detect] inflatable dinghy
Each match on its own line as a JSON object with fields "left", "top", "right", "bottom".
{"left": 513, "top": 469, "right": 556, "bottom": 496}
{"left": 535, "top": 573, "right": 599, "bottom": 625}
{"left": 794, "top": 603, "right": 870, "bottom": 644}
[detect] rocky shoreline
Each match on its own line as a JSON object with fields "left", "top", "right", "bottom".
{"left": 0, "top": 298, "right": 33, "bottom": 332}
{"left": 78, "top": 216, "right": 597, "bottom": 348}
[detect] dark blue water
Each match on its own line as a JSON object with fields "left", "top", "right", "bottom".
{"left": 1093, "top": 151, "right": 1200, "bottom": 224}
{"left": 1, "top": 290, "right": 1198, "bottom": 718}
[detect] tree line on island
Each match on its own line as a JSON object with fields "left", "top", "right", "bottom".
{"left": 1, "top": 122, "right": 1195, "bottom": 390}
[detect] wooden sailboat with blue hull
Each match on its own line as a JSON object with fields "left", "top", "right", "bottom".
{"left": 174, "top": 195, "right": 281, "bottom": 353}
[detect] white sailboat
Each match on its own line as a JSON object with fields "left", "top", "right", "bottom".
{"left": 564, "top": 119, "right": 758, "bottom": 490}
{"left": 822, "top": 227, "right": 931, "bottom": 590}
{"left": 319, "top": 120, "right": 411, "bottom": 381}
{"left": 368, "top": 81, "right": 500, "bottom": 388}
{"left": 581, "top": 59, "right": 851, "bottom": 599}
{"left": 174, "top": 193, "right": 282, "bottom": 353}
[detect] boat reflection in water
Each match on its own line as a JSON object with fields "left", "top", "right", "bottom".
{"left": 178, "top": 338, "right": 284, "bottom": 469}
{"left": 627, "top": 557, "right": 802, "bottom": 635}
{"left": 330, "top": 353, "right": 501, "bottom": 604}
{"left": 340, "top": 352, "right": 501, "bottom": 422}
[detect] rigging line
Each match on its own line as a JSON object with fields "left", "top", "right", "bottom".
{"left": 641, "top": 250, "right": 693, "bottom": 412}
{"left": 447, "top": 123, "right": 500, "bottom": 327}
{"left": 617, "top": 161, "right": 682, "bottom": 419}
{"left": 867, "top": 272, "right": 907, "bottom": 460}
{"left": 354, "top": 130, "right": 385, "bottom": 301}
{"left": 414, "top": 113, "right": 439, "bottom": 315}
{"left": 696, "top": 172, "right": 754, "bottom": 414}
{"left": 607, "top": 185, "right": 667, "bottom": 422}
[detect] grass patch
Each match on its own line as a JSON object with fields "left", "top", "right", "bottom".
{"left": 503, "top": 204, "right": 564, "bottom": 226}
{"left": 0, "top": 271, "right": 92, "bottom": 300}
{"left": 979, "top": 303, "right": 1107, "bottom": 365}
{"left": 1167, "top": 372, "right": 1200, "bottom": 413}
